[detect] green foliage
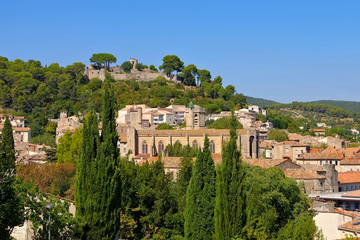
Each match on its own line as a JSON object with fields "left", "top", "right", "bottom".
{"left": 215, "top": 114, "right": 245, "bottom": 239}
{"left": 149, "top": 65, "right": 159, "bottom": 72}
{"left": 29, "top": 133, "right": 56, "bottom": 147}
{"left": 310, "top": 100, "right": 360, "bottom": 114}
{"left": 56, "top": 128, "right": 83, "bottom": 164}
{"left": 136, "top": 63, "right": 146, "bottom": 71}
{"left": 159, "top": 55, "right": 184, "bottom": 76}
{"left": 90, "top": 53, "right": 117, "bottom": 69}
{"left": 242, "top": 166, "right": 313, "bottom": 239}
{"left": 185, "top": 136, "right": 216, "bottom": 239}
{"left": 246, "top": 96, "right": 280, "bottom": 107}
{"left": 75, "top": 83, "right": 121, "bottom": 239}
{"left": 17, "top": 181, "right": 77, "bottom": 239}
{"left": 276, "top": 213, "right": 317, "bottom": 240}
{"left": 180, "top": 64, "right": 198, "bottom": 86}
{"left": 198, "top": 69, "right": 211, "bottom": 84}
{"left": 0, "top": 118, "right": 24, "bottom": 238}
{"left": 156, "top": 123, "right": 175, "bottom": 130}
{"left": 268, "top": 129, "right": 289, "bottom": 142}
{"left": 176, "top": 157, "right": 193, "bottom": 213}
{"left": 268, "top": 101, "right": 360, "bottom": 119}
{"left": 165, "top": 142, "right": 199, "bottom": 157}
{"left": 208, "top": 117, "right": 243, "bottom": 129}
{"left": 121, "top": 61, "right": 133, "bottom": 73}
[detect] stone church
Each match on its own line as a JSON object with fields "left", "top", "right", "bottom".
{"left": 117, "top": 103, "right": 259, "bottom": 159}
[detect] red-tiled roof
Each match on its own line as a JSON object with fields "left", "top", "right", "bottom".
{"left": 134, "top": 154, "right": 151, "bottom": 160}
{"left": 339, "top": 218, "right": 360, "bottom": 232}
{"left": 343, "top": 190, "right": 360, "bottom": 198}
{"left": 283, "top": 168, "right": 326, "bottom": 179}
{"left": 338, "top": 171, "right": 360, "bottom": 184}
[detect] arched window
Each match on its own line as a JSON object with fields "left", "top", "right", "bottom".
{"left": 142, "top": 141, "right": 148, "bottom": 154}
{"left": 210, "top": 140, "right": 215, "bottom": 154}
{"left": 158, "top": 141, "right": 164, "bottom": 154}
{"left": 192, "top": 140, "right": 198, "bottom": 149}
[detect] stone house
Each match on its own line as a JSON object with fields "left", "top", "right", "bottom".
{"left": 272, "top": 141, "right": 310, "bottom": 161}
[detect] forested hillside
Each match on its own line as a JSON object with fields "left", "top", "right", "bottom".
{"left": 267, "top": 101, "right": 360, "bottom": 120}
{"left": 246, "top": 96, "right": 280, "bottom": 107}
{"left": 309, "top": 100, "right": 360, "bottom": 113}
{"left": 0, "top": 56, "right": 246, "bottom": 138}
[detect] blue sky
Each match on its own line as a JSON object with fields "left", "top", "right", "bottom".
{"left": 1, "top": 1, "right": 359, "bottom": 103}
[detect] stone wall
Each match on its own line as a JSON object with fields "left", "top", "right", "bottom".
{"left": 84, "top": 66, "right": 180, "bottom": 82}
{"left": 126, "top": 128, "right": 259, "bottom": 159}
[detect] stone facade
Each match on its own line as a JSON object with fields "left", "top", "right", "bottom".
{"left": 84, "top": 58, "right": 181, "bottom": 82}
{"left": 126, "top": 128, "right": 259, "bottom": 159}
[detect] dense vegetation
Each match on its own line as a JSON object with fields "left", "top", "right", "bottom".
{"left": 267, "top": 101, "right": 360, "bottom": 119}
{"left": 310, "top": 100, "right": 360, "bottom": 113}
{"left": 0, "top": 55, "right": 246, "bottom": 142}
{"left": 246, "top": 96, "right": 280, "bottom": 107}
{"left": 0, "top": 54, "right": 321, "bottom": 239}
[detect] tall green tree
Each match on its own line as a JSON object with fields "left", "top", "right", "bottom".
{"left": 75, "top": 111, "right": 99, "bottom": 237}
{"left": 180, "top": 64, "right": 198, "bottom": 86}
{"left": 0, "top": 117, "right": 24, "bottom": 238}
{"left": 214, "top": 113, "right": 246, "bottom": 240}
{"left": 90, "top": 83, "right": 121, "bottom": 239}
{"left": 185, "top": 136, "right": 216, "bottom": 240}
{"left": 159, "top": 55, "right": 184, "bottom": 76}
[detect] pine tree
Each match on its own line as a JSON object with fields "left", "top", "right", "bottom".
{"left": 214, "top": 113, "right": 246, "bottom": 240}
{"left": 184, "top": 136, "right": 216, "bottom": 240}
{"left": 0, "top": 117, "right": 24, "bottom": 238}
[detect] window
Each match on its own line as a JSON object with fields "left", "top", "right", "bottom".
{"left": 210, "top": 141, "right": 215, "bottom": 154}
{"left": 192, "top": 140, "right": 198, "bottom": 149}
{"left": 285, "top": 148, "right": 289, "bottom": 154}
{"left": 301, "top": 150, "right": 304, "bottom": 154}
{"left": 142, "top": 141, "right": 148, "bottom": 154}
{"left": 295, "top": 149, "right": 298, "bottom": 154}
{"left": 158, "top": 141, "right": 164, "bottom": 154}
{"left": 320, "top": 161, "right": 322, "bottom": 165}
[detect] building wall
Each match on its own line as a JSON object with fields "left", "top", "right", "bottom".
{"left": 314, "top": 212, "right": 355, "bottom": 240}
{"left": 126, "top": 128, "right": 259, "bottom": 159}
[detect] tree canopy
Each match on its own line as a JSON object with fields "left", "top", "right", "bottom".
{"left": 159, "top": 55, "right": 184, "bottom": 76}
{"left": 90, "top": 53, "right": 117, "bottom": 70}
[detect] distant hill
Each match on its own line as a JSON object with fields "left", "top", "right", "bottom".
{"left": 246, "top": 96, "right": 280, "bottom": 108}
{"left": 309, "top": 100, "right": 360, "bottom": 113}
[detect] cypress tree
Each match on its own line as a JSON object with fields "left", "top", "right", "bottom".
{"left": 184, "top": 136, "right": 216, "bottom": 240}
{"left": 90, "top": 83, "right": 121, "bottom": 239}
{"left": 214, "top": 113, "right": 246, "bottom": 240}
{"left": 75, "top": 111, "right": 99, "bottom": 233}
{"left": 0, "top": 117, "right": 24, "bottom": 238}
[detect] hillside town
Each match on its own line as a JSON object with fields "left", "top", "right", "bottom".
{"left": 8, "top": 100, "right": 360, "bottom": 238}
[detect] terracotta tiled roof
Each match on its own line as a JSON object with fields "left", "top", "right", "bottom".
{"left": 297, "top": 147, "right": 343, "bottom": 160}
{"left": 309, "top": 148, "right": 323, "bottom": 154}
{"left": 275, "top": 141, "right": 308, "bottom": 147}
{"left": 288, "top": 133, "right": 304, "bottom": 141}
{"left": 343, "top": 190, "right": 360, "bottom": 198}
{"left": 118, "top": 133, "right": 127, "bottom": 143}
{"left": 334, "top": 208, "right": 360, "bottom": 218}
{"left": 338, "top": 171, "right": 360, "bottom": 184}
{"left": 243, "top": 158, "right": 300, "bottom": 169}
{"left": 283, "top": 168, "right": 326, "bottom": 179}
{"left": 134, "top": 154, "right": 151, "bottom": 160}
{"left": 338, "top": 218, "right": 360, "bottom": 232}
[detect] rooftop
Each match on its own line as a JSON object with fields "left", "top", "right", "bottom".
{"left": 338, "top": 171, "right": 360, "bottom": 184}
